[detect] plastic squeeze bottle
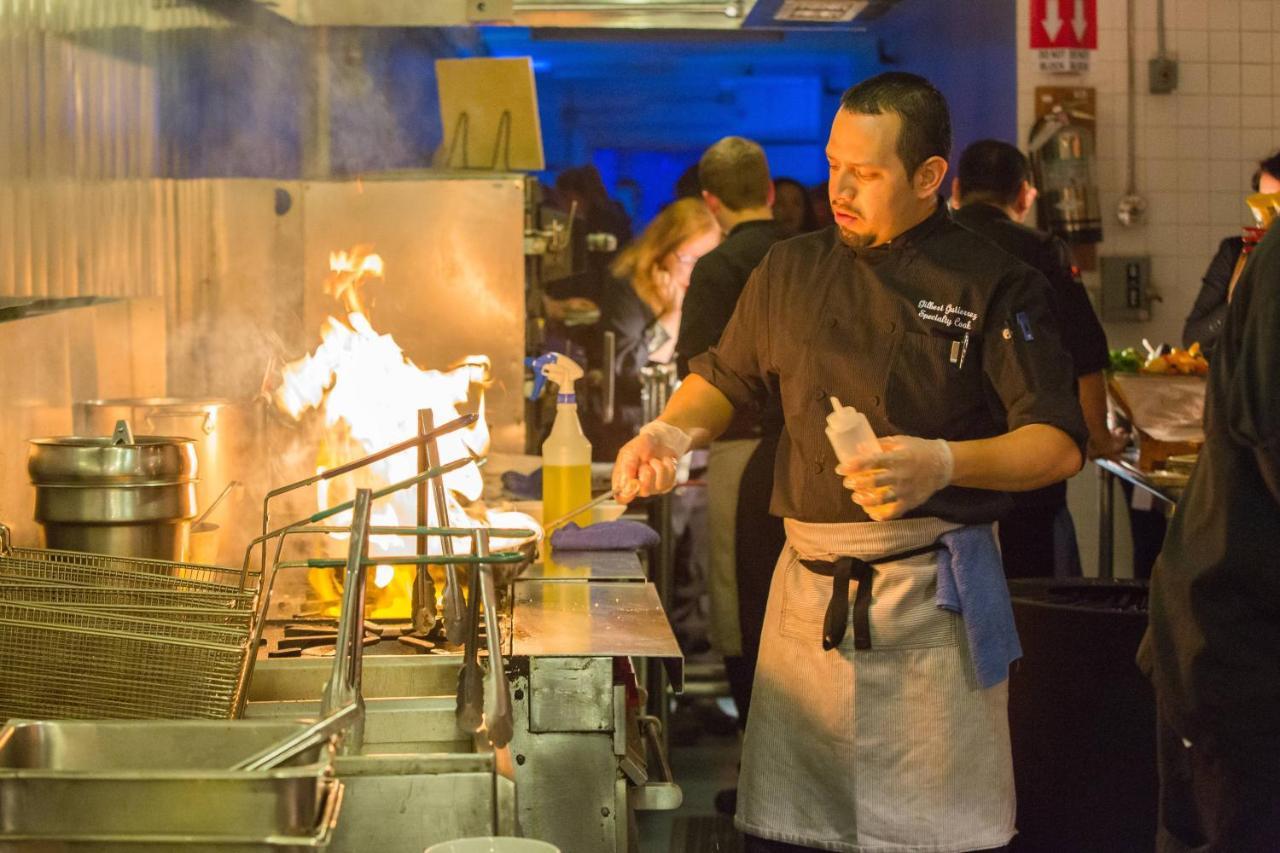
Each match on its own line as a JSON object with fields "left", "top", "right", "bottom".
{"left": 824, "top": 396, "right": 880, "bottom": 465}
{"left": 536, "top": 353, "right": 593, "bottom": 530}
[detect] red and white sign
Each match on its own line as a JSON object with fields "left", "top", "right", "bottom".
{"left": 1030, "top": 0, "right": 1097, "bottom": 50}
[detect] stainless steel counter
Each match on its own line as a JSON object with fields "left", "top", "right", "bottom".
{"left": 513, "top": 550, "right": 682, "bottom": 689}
{"left": 507, "top": 549, "right": 683, "bottom": 853}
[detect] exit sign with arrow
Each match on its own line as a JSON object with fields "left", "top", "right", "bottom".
{"left": 1031, "top": 0, "right": 1096, "bottom": 73}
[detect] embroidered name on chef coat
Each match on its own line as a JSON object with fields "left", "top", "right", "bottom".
{"left": 916, "top": 299, "right": 979, "bottom": 331}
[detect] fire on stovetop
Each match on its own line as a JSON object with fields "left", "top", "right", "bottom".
{"left": 274, "top": 246, "right": 534, "bottom": 619}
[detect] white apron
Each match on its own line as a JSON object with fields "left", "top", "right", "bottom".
{"left": 735, "top": 517, "right": 1015, "bottom": 852}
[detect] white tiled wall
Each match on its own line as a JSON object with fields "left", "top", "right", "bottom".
{"left": 1016, "top": 0, "right": 1280, "bottom": 577}
{"left": 1017, "top": 0, "right": 1280, "bottom": 349}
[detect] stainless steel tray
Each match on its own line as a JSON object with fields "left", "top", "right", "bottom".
{"left": 0, "top": 777, "right": 341, "bottom": 852}
{"left": 0, "top": 719, "right": 332, "bottom": 839}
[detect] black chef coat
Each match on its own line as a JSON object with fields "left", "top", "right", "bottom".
{"left": 953, "top": 201, "right": 1108, "bottom": 509}
{"left": 1139, "top": 223, "right": 1280, "bottom": 778}
{"left": 1182, "top": 235, "right": 1245, "bottom": 357}
{"left": 676, "top": 218, "right": 782, "bottom": 441}
{"left": 689, "top": 203, "right": 1088, "bottom": 525}
{"left": 953, "top": 202, "right": 1108, "bottom": 377}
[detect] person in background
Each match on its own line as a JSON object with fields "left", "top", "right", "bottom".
{"left": 951, "top": 139, "right": 1117, "bottom": 578}
{"left": 614, "top": 72, "right": 1086, "bottom": 853}
{"left": 555, "top": 163, "right": 633, "bottom": 250}
{"left": 544, "top": 166, "right": 634, "bottom": 323}
{"left": 585, "top": 197, "right": 721, "bottom": 460}
{"left": 1140, "top": 220, "right": 1280, "bottom": 853}
{"left": 674, "top": 161, "right": 703, "bottom": 201}
{"left": 808, "top": 181, "right": 835, "bottom": 229}
{"left": 1182, "top": 150, "right": 1280, "bottom": 357}
{"left": 675, "top": 136, "right": 786, "bottom": 812}
{"left": 771, "top": 176, "right": 818, "bottom": 239}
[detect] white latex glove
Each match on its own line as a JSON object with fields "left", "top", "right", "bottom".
{"left": 612, "top": 421, "right": 692, "bottom": 502}
{"left": 835, "top": 435, "right": 954, "bottom": 521}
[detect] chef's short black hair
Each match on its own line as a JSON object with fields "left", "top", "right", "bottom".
{"left": 1252, "top": 150, "right": 1280, "bottom": 191}
{"left": 956, "top": 139, "right": 1030, "bottom": 207}
{"left": 840, "top": 72, "right": 951, "bottom": 178}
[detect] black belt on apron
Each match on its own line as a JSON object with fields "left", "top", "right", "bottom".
{"left": 801, "top": 542, "right": 946, "bottom": 651}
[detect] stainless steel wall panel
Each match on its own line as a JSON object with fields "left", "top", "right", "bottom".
{"left": 299, "top": 175, "right": 528, "bottom": 452}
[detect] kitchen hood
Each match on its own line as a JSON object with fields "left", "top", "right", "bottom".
{"left": 251, "top": 0, "right": 904, "bottom": 29}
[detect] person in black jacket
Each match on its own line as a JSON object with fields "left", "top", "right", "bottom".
{"left": 1182, "top": 151, "right": 1280, "bottom": 357}
{"left": 1140, "top": 219, "right": 1280, "bottom": 853}
{"left": 952, "top": 139, "right": 1116, "bottom": 578}
{"left": 612, "top": 73, "right": 1087, "bottom": 852}
{"left": 676, "top": 137, "right": 786, "bottom": 749}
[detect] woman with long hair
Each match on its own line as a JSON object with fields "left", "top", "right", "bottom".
{"left": 586, "top": 197, "right": 720, "bottom": 459}
{"left": 772, "top": 176, "right": 819, "bottom": 238}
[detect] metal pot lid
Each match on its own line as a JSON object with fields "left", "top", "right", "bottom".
{"left": 29, "top": 419, "right": 198, "bottom": 484}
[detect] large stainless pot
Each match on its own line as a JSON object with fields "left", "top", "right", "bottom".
{"left": 75, "top": 397, "right": 264, "bottom": 564}
{"left": 28, "top": 421, "right": 198, "bottom": 560}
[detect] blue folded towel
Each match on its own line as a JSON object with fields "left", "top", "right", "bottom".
{"left": 549, "top": 520, "right": 660, "bottom": 551}
{"left": 936, "top": 525, "right": 1022, "bottom": 689}
{"left": 501, "top": 467, "right": 542, "bottom": 499}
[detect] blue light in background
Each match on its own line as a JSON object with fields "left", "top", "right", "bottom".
{"left": 150, "top": 0, "right": 1016, "bottom": 216}
{"left": 479, "top": 27, "right": 882, "bottom": 224}
{"left": 476, "top": 2, "right": 1016, "bottom": 228}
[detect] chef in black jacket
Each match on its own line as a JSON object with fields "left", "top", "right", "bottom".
{"left": 1140, "top": 221, "right": 1280, "bottom": 853}
{"left": 675, "top": 136, "right": 785, "bottom": 737}
{"left": 614, "top": 73, "right": 1086, "bottom": 852}
{"left": 951, "top": 139, "right": 1115, "bottom": 577}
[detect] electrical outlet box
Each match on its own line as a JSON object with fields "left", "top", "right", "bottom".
{"left": 1101, "top": 255, "right": 1154, "bottom": 321}
{"left": 1149, "top": 57, "right": 1179, "bottom": 94}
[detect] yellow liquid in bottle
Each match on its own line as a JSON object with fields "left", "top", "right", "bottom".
{"left": 543, "top": 463, "right": 592, "bottom": 530}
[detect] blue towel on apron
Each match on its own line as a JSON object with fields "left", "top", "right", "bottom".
{"left": 936, "top": 525, "right": 1022, "bottom": 688}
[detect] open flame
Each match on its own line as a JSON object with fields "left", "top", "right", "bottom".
{"left": 276, "top": 246, "right": 513, "bottom": 618}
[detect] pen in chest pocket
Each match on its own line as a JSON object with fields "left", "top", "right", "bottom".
{"left": 948, "top": 332, "right": 971, "bottom": 369}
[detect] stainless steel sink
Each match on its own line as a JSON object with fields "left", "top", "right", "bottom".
{"left": 246, "top": 655, "right": 471, "bottom": 754}
{"left": 246, "top": 695, "right": 472, "bottom": 754}
{"left": 0, "top": 719, "right": 333, "bottom": 839}
{"left": 245, "top": 654, "right": 516, "bottom": 853}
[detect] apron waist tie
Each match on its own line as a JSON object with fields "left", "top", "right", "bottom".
{"left": 801, "top": 542, "right": 946, "bottom": 651}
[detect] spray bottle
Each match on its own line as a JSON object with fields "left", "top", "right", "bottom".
{"left": 825, "top": 396, "right": 880, "bottom": 465}
{"left": 529, "top": 352, "right": 593, "bottom": 529}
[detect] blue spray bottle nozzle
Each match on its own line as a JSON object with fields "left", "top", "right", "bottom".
{"left": 526, "top": 352, "right": 584, "bottom": 403}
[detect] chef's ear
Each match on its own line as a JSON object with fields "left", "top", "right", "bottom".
{"left": 912, "top": 156, "right": 948, "bottom": 200}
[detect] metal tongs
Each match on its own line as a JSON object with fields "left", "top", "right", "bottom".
{"left": 234, "top": 489, "right": 375, "bottom": 772}
{"left": 258, "top": 412, "right": 478, "bottom": 638}
{"left": 455, "top": 529, "right": 514, "bottom": 746}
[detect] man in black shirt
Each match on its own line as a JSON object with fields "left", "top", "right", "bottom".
{"left": 952, "top": 139, "right": 1114, "bottom": 577}
{"left": 676, "top": 137, "right": 785, "bottom": 743}
{"left": 614, "top": 73, "right": 1086, "bottom": 852}
{"left": 1140, "top": 222, "right": 1280, "bottom": 852}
